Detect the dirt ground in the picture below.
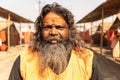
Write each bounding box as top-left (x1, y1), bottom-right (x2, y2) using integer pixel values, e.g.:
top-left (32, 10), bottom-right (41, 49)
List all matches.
top-left (0, 44), bottom-right (28, 80)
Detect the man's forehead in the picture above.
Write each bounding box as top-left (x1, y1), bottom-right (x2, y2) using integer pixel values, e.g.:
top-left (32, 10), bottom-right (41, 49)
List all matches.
top-left (43, 12), bottom-right (67, 25)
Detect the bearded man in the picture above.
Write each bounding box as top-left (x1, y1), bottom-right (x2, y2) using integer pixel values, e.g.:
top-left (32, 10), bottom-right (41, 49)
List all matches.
top-left (9, 2), bottom-right (103, 80)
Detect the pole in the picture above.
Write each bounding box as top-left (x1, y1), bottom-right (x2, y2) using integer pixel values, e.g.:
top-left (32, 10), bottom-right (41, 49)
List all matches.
top-left (118, 36), bottom-right (120, 57)
top-left (83, 23), bottom-right (85, 47)
top-left (19, 20), bottom-right (22, 45)
top-left (100, 7), bottom-right (104, 55)
top-left (7, 14), bottom-right (10, 49)
top-left (90, 22), bottom-right (93, 48)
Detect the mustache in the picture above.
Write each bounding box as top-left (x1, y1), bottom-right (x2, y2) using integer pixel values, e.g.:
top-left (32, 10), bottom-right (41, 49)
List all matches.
top-left (45, 36), bottom-right (63, 43)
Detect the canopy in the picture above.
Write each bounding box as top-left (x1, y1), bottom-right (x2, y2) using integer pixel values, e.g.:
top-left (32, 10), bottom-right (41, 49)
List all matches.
top-left (77, 0), bottom-right (120, 23)
top-left (0, 7), bottom-right (33, 23)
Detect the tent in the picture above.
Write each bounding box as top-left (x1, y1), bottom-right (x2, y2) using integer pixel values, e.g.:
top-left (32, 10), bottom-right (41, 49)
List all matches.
top-left (91, 22), bottom-right (113, 46)
top-left (110, 14), bottom-right (120, 30)
top-left (0, 21), bottom-right (20, 51)
top-left (77, 0), bottom-right (120, 54)
top-left (0, 7), bottom-right (34, 49)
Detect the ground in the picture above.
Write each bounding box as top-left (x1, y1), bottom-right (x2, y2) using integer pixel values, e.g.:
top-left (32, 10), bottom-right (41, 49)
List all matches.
top-left (0, 44), bottom-right (28, 80)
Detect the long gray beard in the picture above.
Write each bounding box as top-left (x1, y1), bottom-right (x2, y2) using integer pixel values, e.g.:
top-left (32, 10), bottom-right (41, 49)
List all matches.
top-left (41, 43), bottom-right (71, 74)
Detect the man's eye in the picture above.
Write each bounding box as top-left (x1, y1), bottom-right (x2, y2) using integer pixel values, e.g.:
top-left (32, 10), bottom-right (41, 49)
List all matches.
top-left (56, 26), bottom-right (64, 30)
top-left (43, 25), bottom-right (52, 29)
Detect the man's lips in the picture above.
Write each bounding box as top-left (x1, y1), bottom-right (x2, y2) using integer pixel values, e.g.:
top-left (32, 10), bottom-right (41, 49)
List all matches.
top-left (50, 39), bottom-right (58, 44)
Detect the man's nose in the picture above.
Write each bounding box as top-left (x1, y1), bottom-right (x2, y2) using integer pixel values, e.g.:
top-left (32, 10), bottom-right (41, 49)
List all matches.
top-left (50, 27), bottom-right (58, 35)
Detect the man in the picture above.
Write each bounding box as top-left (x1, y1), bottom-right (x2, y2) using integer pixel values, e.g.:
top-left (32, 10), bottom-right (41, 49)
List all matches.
top-left (9, 2), bottom-right (103, 80)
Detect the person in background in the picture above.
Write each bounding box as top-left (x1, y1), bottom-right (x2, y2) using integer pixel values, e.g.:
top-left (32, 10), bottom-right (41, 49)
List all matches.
top-left (111, 28), bottom-right (120, 58)
top-left (9, 2), bottom-right (103, 80)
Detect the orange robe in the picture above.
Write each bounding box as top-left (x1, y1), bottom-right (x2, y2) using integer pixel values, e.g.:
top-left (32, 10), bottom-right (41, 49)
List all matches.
top-left (20, 48), bottom-right (93, 80)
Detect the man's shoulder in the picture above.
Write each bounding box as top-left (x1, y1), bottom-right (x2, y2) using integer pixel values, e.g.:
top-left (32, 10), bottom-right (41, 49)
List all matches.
top-left (72, 47), bottom-right (94, 59)
top-left (20, 49), bottom-right (40, 61)
top-left (72, 47), bottom-right (94, 79)
top-left (20, 49), bottom-right (36, 56)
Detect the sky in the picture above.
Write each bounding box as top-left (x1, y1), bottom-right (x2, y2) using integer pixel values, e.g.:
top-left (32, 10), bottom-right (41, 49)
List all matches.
top-left (0, 0), bottom-right (106, 23)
